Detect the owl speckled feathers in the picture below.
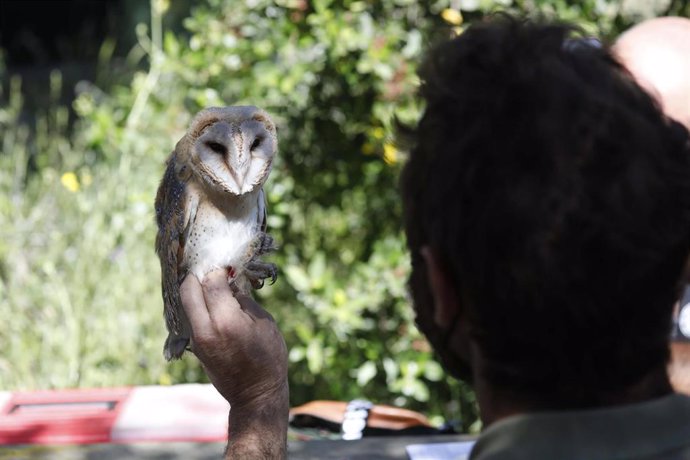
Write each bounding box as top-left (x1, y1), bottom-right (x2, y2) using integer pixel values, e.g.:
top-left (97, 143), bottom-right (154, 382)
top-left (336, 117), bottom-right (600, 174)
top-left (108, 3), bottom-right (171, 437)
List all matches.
top-left (155, 106), bottom-right (278, 360)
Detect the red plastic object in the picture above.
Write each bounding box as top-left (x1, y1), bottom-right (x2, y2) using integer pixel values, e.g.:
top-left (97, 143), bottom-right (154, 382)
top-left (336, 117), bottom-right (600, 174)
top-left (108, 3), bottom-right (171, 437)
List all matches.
top-left (0, 384), bottom-right (231, 445)
top-left (0, 387), bottom-right (131, 445)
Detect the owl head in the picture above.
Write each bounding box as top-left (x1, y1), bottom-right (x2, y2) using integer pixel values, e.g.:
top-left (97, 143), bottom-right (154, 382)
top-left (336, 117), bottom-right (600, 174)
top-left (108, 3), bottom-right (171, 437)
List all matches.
top-left (176, 106), bottom-right (277, 195)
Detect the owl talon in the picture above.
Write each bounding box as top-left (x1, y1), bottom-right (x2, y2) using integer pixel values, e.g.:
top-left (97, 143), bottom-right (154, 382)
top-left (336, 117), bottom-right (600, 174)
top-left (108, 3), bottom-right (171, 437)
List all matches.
top-left (254, 232), bottom-right (276, 256)
top-left (244, 260), bottom-right (278, 290)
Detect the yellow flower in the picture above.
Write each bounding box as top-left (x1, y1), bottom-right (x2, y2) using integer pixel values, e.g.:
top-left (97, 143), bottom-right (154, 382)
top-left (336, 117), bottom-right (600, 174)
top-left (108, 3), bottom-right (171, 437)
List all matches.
top-left (60, 172), bottom-right (80, 193)
top-left (371, 127), bottom-right (385, 139)
top-left (383, 143), bottom-right (397, 165)
top-left (159, 372), bottom-right (172, 386)
top-left (441, 8), bottom-right (463, 26)
top-left (333, 289), bottom-right (347, 306)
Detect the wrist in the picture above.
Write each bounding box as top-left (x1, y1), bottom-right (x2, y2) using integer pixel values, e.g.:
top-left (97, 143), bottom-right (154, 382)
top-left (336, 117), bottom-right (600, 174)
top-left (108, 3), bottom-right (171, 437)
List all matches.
top-left (226, 379), bottom-right (289, 459)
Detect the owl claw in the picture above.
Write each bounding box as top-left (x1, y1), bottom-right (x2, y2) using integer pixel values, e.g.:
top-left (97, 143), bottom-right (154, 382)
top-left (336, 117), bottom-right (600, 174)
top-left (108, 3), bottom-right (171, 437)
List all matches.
top-left (245, 260), bottom-right (278, 290)
top-left (255, 233), bottom-right (276, 256)
top-left (250, 278), bottom-right (265, 290)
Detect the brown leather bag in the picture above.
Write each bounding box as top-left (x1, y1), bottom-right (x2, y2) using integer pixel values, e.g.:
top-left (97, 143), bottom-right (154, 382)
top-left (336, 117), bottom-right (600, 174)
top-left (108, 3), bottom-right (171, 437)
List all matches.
top-left (289, 400), bottom-right (450, 439)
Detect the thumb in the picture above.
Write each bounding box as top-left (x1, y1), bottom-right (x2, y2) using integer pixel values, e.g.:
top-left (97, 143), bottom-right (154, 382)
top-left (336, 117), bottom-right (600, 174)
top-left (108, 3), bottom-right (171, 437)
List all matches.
top-left (202, 268), bottom-right (241, 316)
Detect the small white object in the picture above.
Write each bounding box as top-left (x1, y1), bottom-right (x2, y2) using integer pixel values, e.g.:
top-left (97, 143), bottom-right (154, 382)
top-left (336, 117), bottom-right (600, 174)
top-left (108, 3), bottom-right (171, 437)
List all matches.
top-left (406, 441), bottom-right (476, 460)
top-left (678, 302), bottom-right (690, 337)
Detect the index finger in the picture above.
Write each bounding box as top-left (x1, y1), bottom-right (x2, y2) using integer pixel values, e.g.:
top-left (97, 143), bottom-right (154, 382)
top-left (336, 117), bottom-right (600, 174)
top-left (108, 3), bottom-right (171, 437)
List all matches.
top-left (179, 273), bottom-right (212, 332)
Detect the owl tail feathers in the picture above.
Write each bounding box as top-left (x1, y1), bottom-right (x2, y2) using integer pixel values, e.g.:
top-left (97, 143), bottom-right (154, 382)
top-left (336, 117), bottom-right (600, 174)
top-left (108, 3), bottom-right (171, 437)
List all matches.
top-left (164, 334), bottom-right (190, 361)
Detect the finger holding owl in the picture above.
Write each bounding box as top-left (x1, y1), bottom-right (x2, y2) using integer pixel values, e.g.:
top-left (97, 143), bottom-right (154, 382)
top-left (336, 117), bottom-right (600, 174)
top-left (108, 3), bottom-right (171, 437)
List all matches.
top-left (154, 106), bottom-right (278, 361)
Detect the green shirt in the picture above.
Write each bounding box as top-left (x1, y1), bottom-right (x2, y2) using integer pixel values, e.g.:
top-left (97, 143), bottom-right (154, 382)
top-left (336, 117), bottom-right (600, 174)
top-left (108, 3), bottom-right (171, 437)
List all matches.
top-left (470, 393), bottom-right (690, 459)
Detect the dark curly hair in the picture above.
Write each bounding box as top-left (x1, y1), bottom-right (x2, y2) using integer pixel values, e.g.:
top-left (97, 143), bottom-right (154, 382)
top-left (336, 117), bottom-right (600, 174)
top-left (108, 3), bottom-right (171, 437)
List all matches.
top-left (401, 16), bottom-right (690, 405)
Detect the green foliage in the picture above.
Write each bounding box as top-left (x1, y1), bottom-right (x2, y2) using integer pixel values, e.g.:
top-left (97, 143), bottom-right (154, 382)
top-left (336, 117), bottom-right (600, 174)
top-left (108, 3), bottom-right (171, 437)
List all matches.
top-left (0, 75), bottom-right (176, 389)
top-left (1, 0), bottom-right (678, 431)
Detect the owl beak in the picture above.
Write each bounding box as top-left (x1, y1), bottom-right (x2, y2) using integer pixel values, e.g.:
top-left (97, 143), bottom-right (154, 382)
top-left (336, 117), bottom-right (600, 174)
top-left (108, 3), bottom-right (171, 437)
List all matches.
top-left (226, 153), bottom-right (253, 191)
top-left (227, 161), bottom-right (244, 188)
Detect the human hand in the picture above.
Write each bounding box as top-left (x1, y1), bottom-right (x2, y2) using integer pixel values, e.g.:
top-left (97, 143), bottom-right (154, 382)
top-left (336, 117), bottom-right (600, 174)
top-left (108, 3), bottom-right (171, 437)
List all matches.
top-left (180, 269), bottom-right (288, 459)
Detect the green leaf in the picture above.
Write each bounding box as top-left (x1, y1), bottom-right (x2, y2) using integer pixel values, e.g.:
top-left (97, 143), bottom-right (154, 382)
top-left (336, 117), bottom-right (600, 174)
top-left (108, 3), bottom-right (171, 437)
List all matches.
top-left (356, 360), bottom-right (378, 386)
top-left (285, 264), bottom-right (311, 292)
top-left (306, 339), bottom-right (324, 374)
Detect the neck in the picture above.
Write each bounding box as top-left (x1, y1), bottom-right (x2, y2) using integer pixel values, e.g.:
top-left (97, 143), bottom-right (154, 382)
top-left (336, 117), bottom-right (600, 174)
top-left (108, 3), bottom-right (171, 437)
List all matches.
top-left (473, 355), bottom-right (673, 427)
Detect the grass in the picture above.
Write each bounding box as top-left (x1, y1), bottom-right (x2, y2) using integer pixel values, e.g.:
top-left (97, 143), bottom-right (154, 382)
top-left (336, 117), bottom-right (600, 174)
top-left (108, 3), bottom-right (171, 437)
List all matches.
top-left (0, 70), bottom-right (205, 390)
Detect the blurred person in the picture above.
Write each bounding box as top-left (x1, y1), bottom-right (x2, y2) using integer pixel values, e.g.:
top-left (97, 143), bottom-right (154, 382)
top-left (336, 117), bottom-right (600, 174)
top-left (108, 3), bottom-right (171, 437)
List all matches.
top-left (614, 16), bottom-right (690, 395)
top-left (178, 16), bottom-right (690, 459)
top-left (399, 16), bottom-right (690, 458)
top-left (615, 17), bottom-right (690, 128)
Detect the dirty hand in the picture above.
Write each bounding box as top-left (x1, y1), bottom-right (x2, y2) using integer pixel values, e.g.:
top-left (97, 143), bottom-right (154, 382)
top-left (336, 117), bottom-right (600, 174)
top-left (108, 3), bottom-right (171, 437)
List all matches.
top-left (180, 269), bottom-right (288, 459)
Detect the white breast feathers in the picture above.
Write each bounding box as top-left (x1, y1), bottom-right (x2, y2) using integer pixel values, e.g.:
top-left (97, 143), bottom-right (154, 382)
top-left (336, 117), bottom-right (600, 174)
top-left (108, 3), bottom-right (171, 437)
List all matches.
top-left (183, 191), bottom-right (261, 284)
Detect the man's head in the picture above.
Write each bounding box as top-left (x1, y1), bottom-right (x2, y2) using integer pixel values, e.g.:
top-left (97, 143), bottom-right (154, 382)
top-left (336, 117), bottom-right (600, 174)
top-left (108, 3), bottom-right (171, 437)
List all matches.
top-left (614, 16), bottom-right (690, 129)
top-left (401, 17), bottom-right (690, 409)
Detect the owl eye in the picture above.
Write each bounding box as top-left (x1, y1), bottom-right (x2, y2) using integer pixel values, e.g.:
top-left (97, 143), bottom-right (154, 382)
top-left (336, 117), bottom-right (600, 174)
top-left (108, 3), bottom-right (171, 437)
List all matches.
top-left (206, 141), bottom-right (226, 155)
top-left (250, 137), bottom-right (263, 151)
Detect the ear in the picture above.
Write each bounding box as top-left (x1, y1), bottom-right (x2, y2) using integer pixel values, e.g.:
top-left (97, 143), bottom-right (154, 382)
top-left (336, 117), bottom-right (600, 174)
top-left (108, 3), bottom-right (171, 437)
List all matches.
top-left (419, 246), bottom-right (462, 327)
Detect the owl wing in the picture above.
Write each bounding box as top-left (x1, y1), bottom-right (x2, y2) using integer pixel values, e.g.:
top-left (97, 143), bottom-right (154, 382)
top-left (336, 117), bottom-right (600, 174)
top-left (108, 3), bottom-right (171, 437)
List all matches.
top-left (253, 187), bottom-right (276, 259)
top-left (258, 187), bottom-right (267, 233)
top-left (154, 156), bottom-right (195, 336)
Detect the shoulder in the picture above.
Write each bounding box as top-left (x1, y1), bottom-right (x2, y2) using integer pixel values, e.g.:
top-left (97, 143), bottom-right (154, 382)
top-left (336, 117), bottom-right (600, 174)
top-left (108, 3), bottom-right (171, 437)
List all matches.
top-left (470, 394), bottom-right (690, 460)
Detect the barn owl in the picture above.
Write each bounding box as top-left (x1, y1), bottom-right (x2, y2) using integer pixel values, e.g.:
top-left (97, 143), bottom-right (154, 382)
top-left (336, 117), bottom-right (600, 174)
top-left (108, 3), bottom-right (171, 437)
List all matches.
top-left (155, 106), bottom-right (278, 361)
